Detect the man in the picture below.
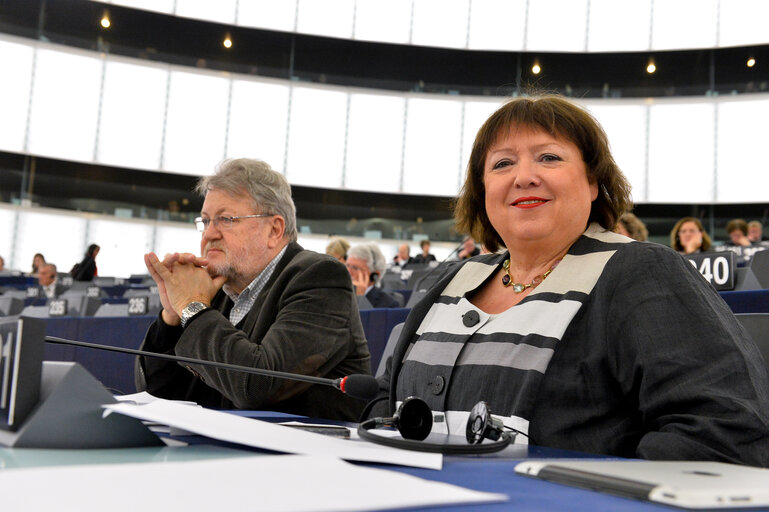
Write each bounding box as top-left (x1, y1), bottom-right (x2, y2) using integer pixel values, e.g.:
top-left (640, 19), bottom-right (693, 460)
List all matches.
top-left (136, 159), bottom-right (371, 421)
top-left (347, 243), bottom-right (399, 308)
top-left (392, 243), bottom-right (415, 267)
top-left (37, 263), bottom-right (65, 298)
top-left (457, 237), bottom-right (480, 260)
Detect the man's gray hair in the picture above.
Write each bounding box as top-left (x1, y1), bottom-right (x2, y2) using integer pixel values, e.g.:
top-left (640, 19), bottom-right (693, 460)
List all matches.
top-left (195, 158), bottom-right (298, 242)
top-left (348, 243), bottom-right (387, 276)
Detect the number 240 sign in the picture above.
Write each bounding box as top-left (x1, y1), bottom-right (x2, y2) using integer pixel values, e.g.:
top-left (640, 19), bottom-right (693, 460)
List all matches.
top-left (684, 252), bottom-right (735, 291)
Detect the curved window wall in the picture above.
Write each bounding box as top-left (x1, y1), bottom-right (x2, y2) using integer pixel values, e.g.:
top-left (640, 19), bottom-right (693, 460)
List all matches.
top-left (98, 0), bottom-right (769, 51)
top-left (1, 33), bottom-right (768, 205)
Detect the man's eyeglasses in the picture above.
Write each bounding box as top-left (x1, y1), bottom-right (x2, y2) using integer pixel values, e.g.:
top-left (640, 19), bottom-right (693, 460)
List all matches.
top-left (194, 214), bottom-right (274, 233)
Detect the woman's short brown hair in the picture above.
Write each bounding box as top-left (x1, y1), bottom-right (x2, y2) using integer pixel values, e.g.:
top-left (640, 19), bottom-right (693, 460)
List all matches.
top-left (454, 94), bottom-right (632, 252)
top-left (670, 217), bottom-right (712, 252)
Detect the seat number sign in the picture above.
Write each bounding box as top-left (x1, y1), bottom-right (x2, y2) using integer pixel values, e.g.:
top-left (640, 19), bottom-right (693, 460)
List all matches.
top-left (684, 252), bottom-right (735, 291)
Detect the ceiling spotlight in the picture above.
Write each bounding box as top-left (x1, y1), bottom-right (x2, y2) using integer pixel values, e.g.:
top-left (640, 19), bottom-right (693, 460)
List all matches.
top-left (223, 36), bottom-right (233, 49)
top-left (646, 62), bottom-right (656, 74)
top-left (100, 13), bottom-right (111, 29)
top-left (532, 63), bottom-right (541, 75)
top-left (747, 58), bottom-right (756, 68)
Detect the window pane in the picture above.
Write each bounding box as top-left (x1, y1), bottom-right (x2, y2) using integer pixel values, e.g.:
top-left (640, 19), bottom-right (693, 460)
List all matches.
top-left (97, 59), bottom-right (168, 170)
top-left (652, 0), bottom-right (717, 50)
top-left (27, 48), bottom-right (101, 161)
top-left (402, 97), bottom-right (463, 196)
top-left (297, 0), bottom-right (355, 38)
top-left (87, 219), bottom-right (155, 278)
top-left (237, 0), bottom-right (297, 31)
top-left (175, 0), bottom-right (237, 24)
top-left (226, 78), bottom-right (289, 172)
top-left (163, 69), bottom-right (230, 175)
top-left (345, 93), bottom-right (405, 193)
top-left (285, 86), bottom-right (347, 188)
top-left (154, 223), bottom-right (201, 261)
top-left (412, 0), bottom-right (470, 49)
top-left (720, 0), bottom-right (769, 47)
top-left (468, 0), bottom-right (526, 51)
top-left (526, 0), bottom-right (588, 52)
top-left (716, 98), bottom-right (769, 203)
top-left (585, 101), bottom-right (648, 202)
top-left (0, 38), bottom-right (33, 153)
top-left (13, 210), bottom-right (86, 275)
top-left (588, 0), bottom-right (651, 52)
top-left (647, 102), bottom-right (714, 203)
top-left (461, 100), bottom-right (504, 174)
top-left (354, 0), bottom-right (411, 44)
top-left (106, 0), bottom-right (175, 15)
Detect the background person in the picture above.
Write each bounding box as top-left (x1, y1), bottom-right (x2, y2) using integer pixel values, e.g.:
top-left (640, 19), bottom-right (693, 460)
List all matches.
top-left (136, 158), bottom-right (371, 421)
top-left (413, 239), bottom-right (437, 264)
top-left (392, 243), bottom-right (416, 267)
top-left (347, 243), bottom-right (400, 308)
top-left (748, 220), bottom-right (765, 244)
top-left (31, 253), bottom-right (45, 275)
top-left (614, 212), bottom-right (648, 241)
top-left (670, 217), bottom-right (711, 254)
top-left (71, 243), bottom-right (100, 281)
top-left (372, 94), bottom-right (769, 465)
top-left (37, 263), bottom-right (65, 298)
top-left (325, 237), bottom-right (350, 263)
top-left (456, 237), bottom-right (480, 260)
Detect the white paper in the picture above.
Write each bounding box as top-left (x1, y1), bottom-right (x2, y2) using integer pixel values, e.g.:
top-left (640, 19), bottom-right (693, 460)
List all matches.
top-left (0, 455), bottom-right (506, 512)
top-left (103, 400), bottom-right (443, 470)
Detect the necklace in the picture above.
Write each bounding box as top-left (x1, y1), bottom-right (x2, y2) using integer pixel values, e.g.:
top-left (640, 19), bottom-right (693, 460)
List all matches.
top-left (502, 258), bottom-right (561, 293)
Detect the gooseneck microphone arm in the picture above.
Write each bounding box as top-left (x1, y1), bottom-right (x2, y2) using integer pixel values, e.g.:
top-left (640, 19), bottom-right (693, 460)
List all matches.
top-left (44, 336), bottom-right (379, 401)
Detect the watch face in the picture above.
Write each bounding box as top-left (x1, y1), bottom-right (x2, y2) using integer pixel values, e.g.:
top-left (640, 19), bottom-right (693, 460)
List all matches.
top-left (182, 302), bottom-right (207, 326)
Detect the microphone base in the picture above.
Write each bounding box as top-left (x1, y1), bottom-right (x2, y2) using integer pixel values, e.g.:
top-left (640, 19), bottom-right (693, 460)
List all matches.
top-left (0, 361), bottom-right (162, 449)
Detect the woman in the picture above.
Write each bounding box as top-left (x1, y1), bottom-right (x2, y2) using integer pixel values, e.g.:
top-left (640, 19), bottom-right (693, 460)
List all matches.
top-left (413, 239), bottom-right (436, 264)
top-left (373, 94), bottom-right (769, 465)
top-left (325, 237), bottom-right (350, 263)
top-left (71, 243), bottom-right (100, 281)
top-left (615, 212), bottom-right (648, 241)
top-left (670, 217), bottom-right (711, 254)
top-left (31, 253), bottom-right (45, 275)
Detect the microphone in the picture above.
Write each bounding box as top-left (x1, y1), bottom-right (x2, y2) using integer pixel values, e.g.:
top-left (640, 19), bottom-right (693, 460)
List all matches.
top-left (44, 336), bottom-right (380, 401)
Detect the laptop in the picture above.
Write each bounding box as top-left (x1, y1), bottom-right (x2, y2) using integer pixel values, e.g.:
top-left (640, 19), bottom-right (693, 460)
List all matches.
top-left (515, 460), bottom-right (769, 509)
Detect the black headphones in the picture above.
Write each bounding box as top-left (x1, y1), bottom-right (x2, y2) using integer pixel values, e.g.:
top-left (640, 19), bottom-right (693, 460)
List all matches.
top-left (357, 397), bottom-right (515, 454)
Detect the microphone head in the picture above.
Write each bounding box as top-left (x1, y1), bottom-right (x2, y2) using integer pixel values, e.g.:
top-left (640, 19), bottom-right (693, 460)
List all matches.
top-left (340, 374), bottom-right (379, 400)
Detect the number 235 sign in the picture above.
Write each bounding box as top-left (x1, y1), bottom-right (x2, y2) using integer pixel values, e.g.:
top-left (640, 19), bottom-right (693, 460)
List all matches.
top-left (684, 251), bottom-right (735, 291)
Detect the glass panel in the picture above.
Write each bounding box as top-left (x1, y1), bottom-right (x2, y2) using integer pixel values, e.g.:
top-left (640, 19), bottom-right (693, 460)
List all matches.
top-left (585, 101), bottom-right (649, 202)
top-left (27, 48), bottom-right (102, 161)
top-left (175, 0), bottom-right (237, 24)
top-left (87, 219), bottom-right (155, 278)
top-left (647, 101), bottom-right (714, 203)
top-left (588, 0), bottom-right (651, 52)
top-left (716, 98), bottom-right (769, 203)
top-left (652, 0), bottom-right (717, 50)
top-left (402, 97), bottom-right (463, 196)
top-left (461, 100), bottom-right (504, 174)
top-left (719, 0), bottom-right (769, 47)
top-left (354, 0), bottom-right (412, 44)
top-left (345, 93), bottom-right (405, 193)
top-left (526, 0), bottom-right (588, 52)
top-left (105, 0), bottom-right (175, 15)
top-left (97, 59), bottom-right (168, 170)
top-left (226, 78), bottom-right (289, 173)
top-left (163, 69), bottom-right (230, 175)
top-left (468, 0), bottom-right (526, 51)
top-left (412, 0), bottom-right (470, 49)
top-left (0, 208), bottom-right (16, 270)
top-left (13, 210), bottom-right (86, 276)
top-left (285, 86), bottom-right (347, 188)
top-left (237, 0), bottom-right (297, 31)
top-left (154, 223), bottom-right (201, 260)
top-left (296, 0), bottom-right (355, 38)
top-left (0, 39), bottom-right (33, 153)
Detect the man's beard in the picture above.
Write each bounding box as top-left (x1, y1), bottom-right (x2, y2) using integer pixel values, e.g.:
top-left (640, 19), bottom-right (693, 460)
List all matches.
top-left (204, 242), bottom-right (254, 285)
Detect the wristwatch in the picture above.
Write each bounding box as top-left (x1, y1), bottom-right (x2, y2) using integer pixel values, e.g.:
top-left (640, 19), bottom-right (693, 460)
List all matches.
top-left (180, 301), bottom-right (209, 328)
